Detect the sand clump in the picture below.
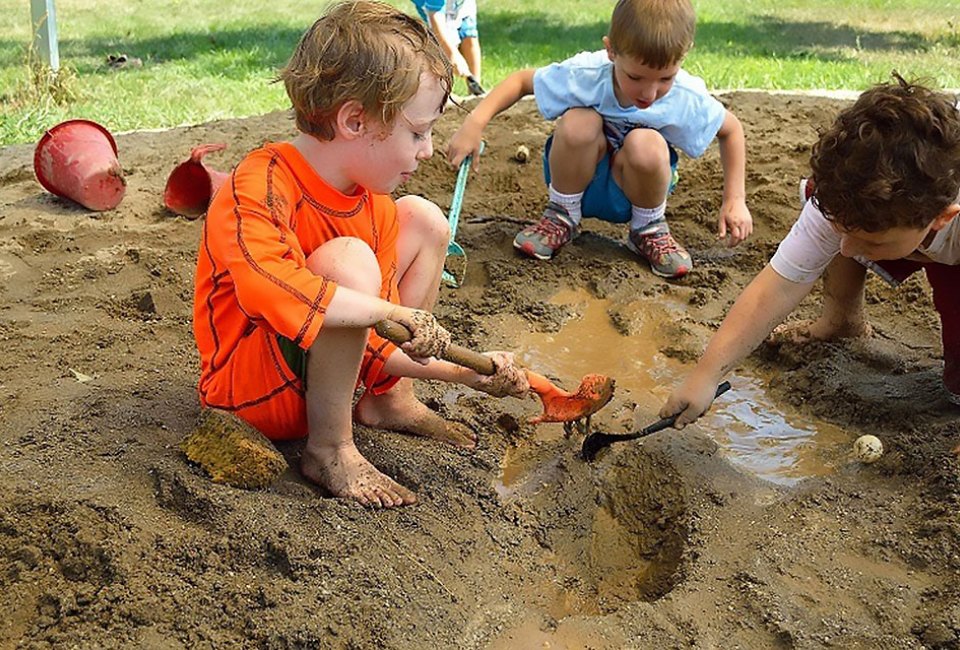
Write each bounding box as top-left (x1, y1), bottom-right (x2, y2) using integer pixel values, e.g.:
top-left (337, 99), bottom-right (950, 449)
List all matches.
top-left (180, 410), bottom-right (288, 489)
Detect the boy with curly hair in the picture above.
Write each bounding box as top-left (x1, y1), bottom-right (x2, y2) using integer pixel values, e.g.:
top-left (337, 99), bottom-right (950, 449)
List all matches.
top-left (447, 0), bottom-right (752, 279)
top-left (662, 75), bottom-right (960, 426)
top-left (193, 1), bottom-right (528, 509)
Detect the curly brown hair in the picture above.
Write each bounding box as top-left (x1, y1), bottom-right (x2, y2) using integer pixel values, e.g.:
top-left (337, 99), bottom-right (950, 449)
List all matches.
top-left (810, 74), bottom-right (960, 232)
top-left (279, 1), bottom-right (452, 141)
top-left (607, 0), bottom-right (696, 68)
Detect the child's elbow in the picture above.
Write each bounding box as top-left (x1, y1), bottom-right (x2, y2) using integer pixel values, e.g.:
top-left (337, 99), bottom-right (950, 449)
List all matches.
top-left (717, 110), bottom-right (743, 140)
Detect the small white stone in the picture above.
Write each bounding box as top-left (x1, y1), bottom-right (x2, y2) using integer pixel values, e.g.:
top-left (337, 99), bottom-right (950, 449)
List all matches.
top-left (853, 434), bottom-right (883, 463)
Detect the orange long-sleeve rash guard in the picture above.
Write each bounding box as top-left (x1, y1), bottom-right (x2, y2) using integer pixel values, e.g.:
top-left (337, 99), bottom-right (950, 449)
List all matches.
top-left (194, 142), bottom-right (401, 411)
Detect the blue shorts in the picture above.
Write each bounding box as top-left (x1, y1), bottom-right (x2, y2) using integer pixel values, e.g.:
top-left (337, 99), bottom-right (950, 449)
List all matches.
top-left (414, 2), bottom-right (479, 42)
top-left (542, 133), bottom-right (679, 224)
top-left (456, 14), bottom-right (478, 39)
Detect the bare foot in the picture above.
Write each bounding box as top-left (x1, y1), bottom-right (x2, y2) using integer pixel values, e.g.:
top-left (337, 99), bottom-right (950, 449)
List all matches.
top-left (355, 379), bottom-right (477, 449)
top-left (769, 317), bottom-right (872, 345)
top-left (301, 442), bottom-right (417, 508)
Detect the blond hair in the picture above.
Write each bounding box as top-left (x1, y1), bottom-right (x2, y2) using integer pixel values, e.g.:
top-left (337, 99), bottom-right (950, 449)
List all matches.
top-left (280, 1), bottom-right (452, 140)
top-left (608, 0), bottom-right (696, 68)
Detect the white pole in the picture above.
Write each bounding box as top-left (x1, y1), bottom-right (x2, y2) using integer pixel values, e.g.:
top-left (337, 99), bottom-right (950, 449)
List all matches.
top-left (30, 0), bottom-right (60, 71)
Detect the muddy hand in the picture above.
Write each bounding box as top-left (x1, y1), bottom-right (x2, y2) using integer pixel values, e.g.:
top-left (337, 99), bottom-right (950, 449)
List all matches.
top-left (388, 307), bottom-right (451, 362)
top-left (471, 352), bottom-right (530, 398)
top-left (451, 51), bottom-right (471, 78)
top-left (660, 374), bottom-right (724, 429)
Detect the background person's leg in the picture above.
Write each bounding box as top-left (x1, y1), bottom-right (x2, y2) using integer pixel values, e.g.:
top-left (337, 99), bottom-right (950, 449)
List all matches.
top-left (924, 262), bottom-right (960, 400)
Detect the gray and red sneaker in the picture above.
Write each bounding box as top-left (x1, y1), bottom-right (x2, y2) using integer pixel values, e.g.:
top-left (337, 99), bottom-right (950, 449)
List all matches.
top-left (513, 202), bottom-right (580, 260)
top-left (627, 219), bottom-right (692, 279)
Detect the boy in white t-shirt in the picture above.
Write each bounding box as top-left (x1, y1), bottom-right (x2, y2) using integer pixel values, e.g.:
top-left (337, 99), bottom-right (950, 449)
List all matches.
top-left (446, 0), bottom-right (752, 279)
top-left (661, 76), bottom-right (960, 427)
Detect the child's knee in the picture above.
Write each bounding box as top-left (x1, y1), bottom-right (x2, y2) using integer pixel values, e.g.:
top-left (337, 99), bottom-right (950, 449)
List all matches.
top-left (306, 237), bottom-right (381, 294)
top-left (620, 129), bottom-right (670, 174)
top-left (397, 195), bottom-right (450, 248)
top-left (554, 109), bottom-right (605, 149)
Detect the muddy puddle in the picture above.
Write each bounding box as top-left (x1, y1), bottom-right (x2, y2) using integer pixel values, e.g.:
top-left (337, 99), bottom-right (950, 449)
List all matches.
top-left (496, 288), bottom-right (850, 492)
top-left (475, 288), bottom-right (859, 645)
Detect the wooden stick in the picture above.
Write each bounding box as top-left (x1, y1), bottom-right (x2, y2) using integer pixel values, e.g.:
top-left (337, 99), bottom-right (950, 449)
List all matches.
top-left (374, 319), bottom-right (496, 375)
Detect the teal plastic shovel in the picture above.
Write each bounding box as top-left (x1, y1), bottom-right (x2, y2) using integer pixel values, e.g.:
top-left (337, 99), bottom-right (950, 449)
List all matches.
top-left (441, 141), bottom-right (484, 288)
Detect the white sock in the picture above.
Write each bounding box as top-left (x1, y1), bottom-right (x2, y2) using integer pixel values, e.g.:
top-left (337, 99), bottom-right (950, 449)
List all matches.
top-left (630, 202), bottom-right (666, 232)
top-left (548, 185), bottom-right (584, 225)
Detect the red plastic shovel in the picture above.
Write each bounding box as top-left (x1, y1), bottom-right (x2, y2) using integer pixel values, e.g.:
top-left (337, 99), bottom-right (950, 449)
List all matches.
top-left (163, 143), bottom-right (230, 218)
top-left (375, 319), bottom-right (615, 426)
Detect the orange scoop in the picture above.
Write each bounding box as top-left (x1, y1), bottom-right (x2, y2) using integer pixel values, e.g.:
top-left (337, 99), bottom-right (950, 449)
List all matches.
top-left (526, 371), bottom-right (614, 424)
top-left (375, 320), bottom-right (615, 425)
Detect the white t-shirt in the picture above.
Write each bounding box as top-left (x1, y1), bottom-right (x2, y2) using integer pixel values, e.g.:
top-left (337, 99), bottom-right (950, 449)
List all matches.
top-left (771, 197), bottom-right (960, 284)
top-left (531, 50), bottom-right (726, 158)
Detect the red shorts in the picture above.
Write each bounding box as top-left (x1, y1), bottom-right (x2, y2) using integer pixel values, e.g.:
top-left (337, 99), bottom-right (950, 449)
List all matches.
top-left (875, 258), bottom-right (960, 392)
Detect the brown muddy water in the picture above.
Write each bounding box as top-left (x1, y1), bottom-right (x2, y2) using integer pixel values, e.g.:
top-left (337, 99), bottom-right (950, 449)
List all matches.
top-left (500, 287), bottom-right (849, 490)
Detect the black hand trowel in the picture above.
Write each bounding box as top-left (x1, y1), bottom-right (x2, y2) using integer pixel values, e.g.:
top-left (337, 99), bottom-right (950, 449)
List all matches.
top-left (580, 381), bottom-right (732, 461)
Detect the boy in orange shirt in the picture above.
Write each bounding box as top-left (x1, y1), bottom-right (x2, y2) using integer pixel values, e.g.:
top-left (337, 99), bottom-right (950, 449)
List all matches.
top-left (194, 1), bottom-right (528, 509)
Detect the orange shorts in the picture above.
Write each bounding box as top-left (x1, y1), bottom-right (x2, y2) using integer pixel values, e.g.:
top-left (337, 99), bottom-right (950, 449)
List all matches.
top-left (199, 326), bottom-right (401, 441)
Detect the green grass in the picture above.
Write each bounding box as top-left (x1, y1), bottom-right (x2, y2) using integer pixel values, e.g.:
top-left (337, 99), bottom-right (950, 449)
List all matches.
top-left (1, 0), bottom-right (959, 145)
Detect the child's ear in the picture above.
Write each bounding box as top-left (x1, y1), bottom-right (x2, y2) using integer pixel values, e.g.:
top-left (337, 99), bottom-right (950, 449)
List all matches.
top-left (933, 203), bottom-right (960, 230)
top-left (334, 100), bottom-right (367, 140)
top-left (603, 36), bottom-right (615, 62)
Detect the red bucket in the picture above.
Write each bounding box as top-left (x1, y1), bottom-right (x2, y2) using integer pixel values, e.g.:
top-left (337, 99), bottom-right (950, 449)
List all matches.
top-left (33, 119), bottom-right (126, 211)
top-left (163, 143), bottom-right (230, 218)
